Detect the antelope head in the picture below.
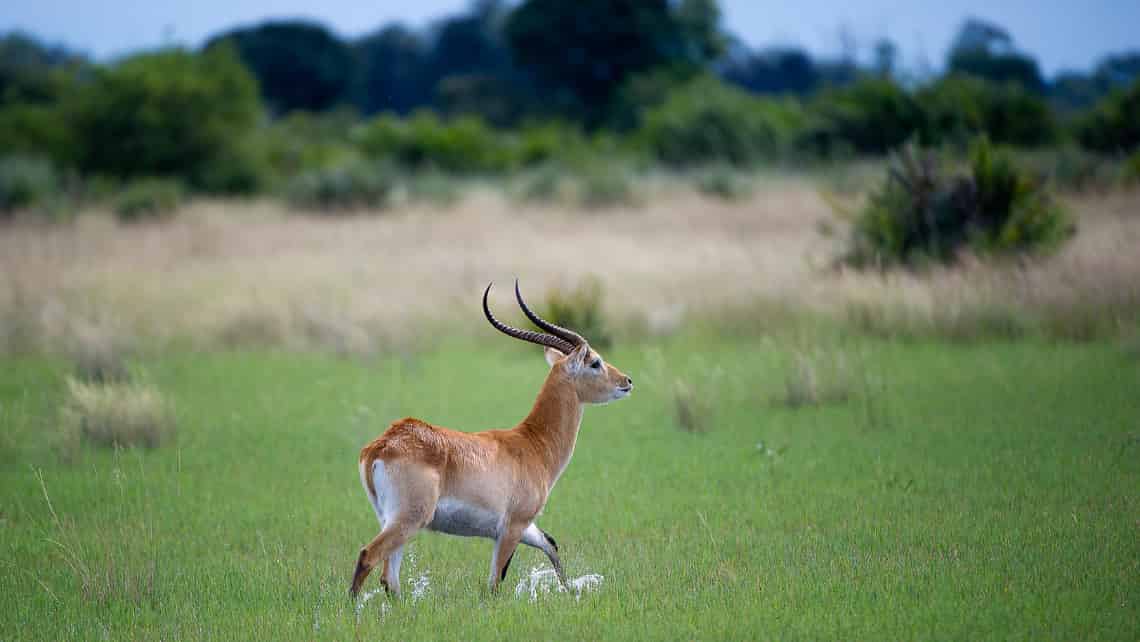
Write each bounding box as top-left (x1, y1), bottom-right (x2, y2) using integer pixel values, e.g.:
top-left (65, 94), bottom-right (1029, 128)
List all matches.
top-left (483, 280), bottom-right (633, 405)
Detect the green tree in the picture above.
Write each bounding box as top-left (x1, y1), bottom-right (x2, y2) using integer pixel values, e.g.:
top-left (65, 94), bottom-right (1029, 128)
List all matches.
top-left (505, 0), bottom-right (721, 125)
top-left (1078, 78), bottom-right (1140, 154)
top-left (639, 75), bottom-right (805, 166)
top-left (919, 75), bottom-right (1055, 147)
top-left (721, 45), bottom-right (820, 95)
top-left (947, 18), bottom-right (1044, 93)
top-left (352, 25), bottom-right (432, 115)
top-left (207, 20), bottom-right (353, 113)
top-left (0, 32), bottom-right (85, 162)
top-left (807, 78), bottom-right (925, 155)
top-left (69, 46), bottom-right (262, 188)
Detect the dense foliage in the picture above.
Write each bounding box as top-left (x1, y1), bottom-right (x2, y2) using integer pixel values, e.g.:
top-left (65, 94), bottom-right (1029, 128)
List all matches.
top-left (640, 76), bottom-right (804, 165)
top-left (69, 47), bottom-right (261, 189)
top-left (917, 75), bottom-right (1056, 147)
top-left (0, 7), bottom-right (1137, 212)
top-left (1077, 79), bottom-right (1140, 154)
top-left (806, 79), bottom-right (926, 156)
top-left (846, 140), bottom-right (1072, 267)
top-left (206, 21), bottom-right (353, 114)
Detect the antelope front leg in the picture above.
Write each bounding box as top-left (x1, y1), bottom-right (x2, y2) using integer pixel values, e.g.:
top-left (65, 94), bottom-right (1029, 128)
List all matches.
top-left (522, 523), bottom-right (567, 589)
top-left (488, 524), bottom-right (525, 592)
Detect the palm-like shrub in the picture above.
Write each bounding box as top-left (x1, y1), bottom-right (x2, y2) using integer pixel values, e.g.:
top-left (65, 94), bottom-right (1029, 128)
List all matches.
top-left (845, 139), bottom-right (1073, 267)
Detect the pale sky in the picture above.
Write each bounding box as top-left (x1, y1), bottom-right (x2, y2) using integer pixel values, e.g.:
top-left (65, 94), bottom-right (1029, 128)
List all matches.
top-left (5, 1), bottom-right (1139, 76)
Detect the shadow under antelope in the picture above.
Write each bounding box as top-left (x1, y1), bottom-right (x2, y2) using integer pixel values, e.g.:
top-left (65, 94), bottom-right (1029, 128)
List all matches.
top-left (350, 281), bottom-right (634, 598)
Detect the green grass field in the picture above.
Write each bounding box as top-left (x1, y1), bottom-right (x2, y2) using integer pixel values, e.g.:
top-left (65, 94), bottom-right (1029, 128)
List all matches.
top-left (2, 334), bottom-right (1137, 640)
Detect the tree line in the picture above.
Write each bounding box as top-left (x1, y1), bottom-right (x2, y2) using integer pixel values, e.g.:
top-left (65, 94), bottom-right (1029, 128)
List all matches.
top-left (1, 0), bottom-right (1138, 210)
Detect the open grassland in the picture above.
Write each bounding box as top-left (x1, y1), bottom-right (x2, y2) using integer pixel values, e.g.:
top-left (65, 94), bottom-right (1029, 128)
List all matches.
top-left (1, 333), bottom-right (1137, 640)
top-left (2, 179), bottom-right (1139, 356)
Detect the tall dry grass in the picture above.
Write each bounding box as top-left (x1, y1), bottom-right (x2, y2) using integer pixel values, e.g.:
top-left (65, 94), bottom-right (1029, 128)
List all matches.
top-left (1, 181), bottom-right (1138, 354)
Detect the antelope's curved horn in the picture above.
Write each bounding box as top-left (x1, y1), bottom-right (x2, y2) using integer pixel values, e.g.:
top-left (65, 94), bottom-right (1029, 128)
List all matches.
top-left (514, 279), bottom-right (586, 347)
top-left (483, 283), bottom-right (576, 354)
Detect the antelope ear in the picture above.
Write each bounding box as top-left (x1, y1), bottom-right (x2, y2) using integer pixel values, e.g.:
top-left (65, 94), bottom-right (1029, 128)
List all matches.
top-left (568, 342), bottom-right (591, 371)
top-left (544, 346), bottom-right (566, 368)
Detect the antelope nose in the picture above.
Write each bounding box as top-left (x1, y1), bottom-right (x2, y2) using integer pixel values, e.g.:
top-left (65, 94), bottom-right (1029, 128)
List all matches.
top-left (624, 376), bottom-right (633, 387)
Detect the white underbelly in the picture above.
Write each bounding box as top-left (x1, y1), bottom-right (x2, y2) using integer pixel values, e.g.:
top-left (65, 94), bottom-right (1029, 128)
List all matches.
top-left (427, 497), bottom-right (502, 539)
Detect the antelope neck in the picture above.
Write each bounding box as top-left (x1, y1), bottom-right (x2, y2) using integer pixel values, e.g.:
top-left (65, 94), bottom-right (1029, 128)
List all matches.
top-left (518, 371), bottom-right (584, 485)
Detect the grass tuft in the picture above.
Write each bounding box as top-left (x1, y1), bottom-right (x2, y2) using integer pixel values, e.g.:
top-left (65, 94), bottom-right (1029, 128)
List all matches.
top-left (694, 166), bottom-right (753, 201)
top-left (68, 325), bottom-right (132, 384)
top-left (60, 378), bottom-right (175, 450)
top-left (575, 166), bottom-right (639, 209)
top-left (780, 350), bottom-right (853, 408)
top-left (114, 178), bottom-right (184, 222)
top-left (672, 378), bottom-right (713, 433)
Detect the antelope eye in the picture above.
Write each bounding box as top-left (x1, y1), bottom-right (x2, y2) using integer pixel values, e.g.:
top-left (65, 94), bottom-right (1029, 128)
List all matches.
top-left (590, 359), bottom-right (602, 370)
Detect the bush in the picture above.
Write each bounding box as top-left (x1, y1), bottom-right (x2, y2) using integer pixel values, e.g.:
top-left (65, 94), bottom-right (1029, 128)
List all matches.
top-left (0, 103), bottom-right (76, 164)
top-left (780, 351), bottom-right (852, 408)
top-left (917, 75), bottom-right (1056, 147)
top-left (69, 328), bottom-right (131, 384)
top-left (806, 78), bottom-right (925, 156)
top-left (1124, 151), bottom-right (1140, 184)
top-left (640, 76), bottom-right (804, 166)
top-left (672, 379), bottom-right (712, 433)
top-left (61, 378), bottom-right (176, 449)
top-left (1077, 78), bottom-right (1140, 154)
top-left (694, 165), bottom-right (752, 200)
top-left (404, 171), bottom-right (462, 208)
top-left (355, 112), bottom-right (514, 174)
top-left (254, 109), bottom-right (359, 183)
top-left (542, 277), bottom-right (612, 349)
top-left (114, 178), bottom-right (184, 222)
top-left (1015, 147), bottom-right (1122, 192)
top-left (69, 46), bottom-right (262, 189)
top-left (515, 164), bottom-right (567, 203)
top-left (516, 122), bottom-right (589, 166)
top-left (574, 165), bottom-right (639, 210)
top-left (0, 155), bottom-right (58, 214)
top-left (844, 139), bottom-right (1072, 267)
top-left (285, 161), bottom-right (394, 211)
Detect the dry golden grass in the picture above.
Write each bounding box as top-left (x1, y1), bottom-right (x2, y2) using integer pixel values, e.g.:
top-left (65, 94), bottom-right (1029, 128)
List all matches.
top-left (59, 378), bottom-right (175, 450)
top-left (2, 179), bottom-right (1138, 353)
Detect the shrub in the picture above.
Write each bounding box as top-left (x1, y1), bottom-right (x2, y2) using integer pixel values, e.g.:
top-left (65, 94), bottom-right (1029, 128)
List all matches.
top-left (1077, 78), bottom-right (1140, 154)
top-left (114, 179), bottom-right (184, 222)
top-left (917, 74), bottom-right (1056, 147)
top-left (355, 112), bottom-right (513, 174)
top-left (0, 103), bottom-right (76, 165)
top-left (516, 122), bottom-right (588, 166)
top-left (404, 171), bottom-right (462, 208)
top-left (515, 164), bottom-right (567, 203)
top-left (574, 165), bottom-right (638, 210)
top-left (542, 277), bottom-right (612, 349)
top-left (69, 46), bottom-right (262, 189)
top-left (0, 155), bottom-right (58, 214)
top-left (806, 78), bottom-right (925, 156)
top-left (781, 351), bottom-right (852, 408)
top-left (61, 378), bottom-right (176, 449)
top-left (255, 109), bottom-right (359, 182)
top-left (69, 328), bottom-right (131, 384)
top-left (844, 139), bottom-right (1072, 267)
top-left (640, 76), bottom-right (804, 166)
top-left (694, 165), bottom-right (752, 200)
top-left (285, 161), bottom-right (394, 211)
top-left (1014, 147), bottom-right (1121, 192)
top-left (1124, 150), bottom-right (1140, 184)
top-left (672, 379), bottom-right (712, 433)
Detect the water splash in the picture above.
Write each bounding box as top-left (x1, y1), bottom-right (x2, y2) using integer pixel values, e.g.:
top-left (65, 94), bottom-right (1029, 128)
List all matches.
top-left (514, 566), bottom-right (604, 603)
top-left (355, 589), bottom-right (391, 618)
top-left (409, 570), bottom-right (430, 602)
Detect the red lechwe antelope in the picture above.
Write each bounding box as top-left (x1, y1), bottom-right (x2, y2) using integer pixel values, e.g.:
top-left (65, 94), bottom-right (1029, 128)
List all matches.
top-left (350, 281), bottom-right (634, 598)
